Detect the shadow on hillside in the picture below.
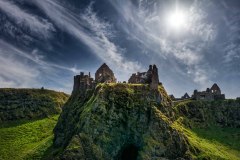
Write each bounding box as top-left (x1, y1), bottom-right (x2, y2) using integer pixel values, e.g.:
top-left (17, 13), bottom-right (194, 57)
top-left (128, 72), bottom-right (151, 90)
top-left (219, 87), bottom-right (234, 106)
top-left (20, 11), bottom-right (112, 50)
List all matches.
top-left (192, 126), bottom-right (240, 151)
top-left (40, 142), bottom-right (63, 160)
top-left (0, 115), bottom-right (58, 129)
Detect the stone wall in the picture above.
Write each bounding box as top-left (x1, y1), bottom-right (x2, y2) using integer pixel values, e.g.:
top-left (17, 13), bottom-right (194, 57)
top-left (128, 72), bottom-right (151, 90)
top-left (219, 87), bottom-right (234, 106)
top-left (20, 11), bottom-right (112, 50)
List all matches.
top-left (192, 83), bottom-right (225, 101)
top-left (73, 72), bottom-right (95, 94)
top-left (128, 64), bottom-right (160, 90)
top-left (95, 63), bottom-right (116, 83)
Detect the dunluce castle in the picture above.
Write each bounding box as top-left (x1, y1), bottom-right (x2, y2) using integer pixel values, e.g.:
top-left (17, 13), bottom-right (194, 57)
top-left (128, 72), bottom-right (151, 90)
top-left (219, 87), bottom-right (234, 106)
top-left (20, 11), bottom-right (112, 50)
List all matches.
top-left (192, 83), bottom-right (225, 100)
top-left (73, 63), bottom-right (225, 101)
top-left (170, 83), bottom-right (225, 101)
top-left (72, 63), bottom-right (160, 93)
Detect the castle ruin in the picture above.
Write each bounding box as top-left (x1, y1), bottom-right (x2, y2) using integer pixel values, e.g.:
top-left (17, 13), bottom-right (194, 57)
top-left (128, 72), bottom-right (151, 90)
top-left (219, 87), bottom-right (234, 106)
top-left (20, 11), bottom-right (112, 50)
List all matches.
top-left (95, 63), bottom-right (117, 83)
top-left (72, 63), bottom-right (226, 101)
top-left (73, 72), bottom-right (96, 93)
top-left (73, 63), bottom-right (116, 93)
top-left (128, 64), bottom-right (160, 90)
top-left (192, 83), bottom-right (225, 100)
top-left (72, 63), bottom-right (161, 93)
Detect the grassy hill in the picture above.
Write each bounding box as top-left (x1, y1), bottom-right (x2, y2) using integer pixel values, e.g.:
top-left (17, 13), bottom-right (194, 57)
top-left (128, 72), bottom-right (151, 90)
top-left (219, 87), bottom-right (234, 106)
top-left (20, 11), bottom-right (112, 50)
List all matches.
top-left (0, 115), bottom-right (58, 160)
top-left (52, 84), bottom-right (240, 160)
top-left (173, 100), bottom-right (240, 159)
top-left (0, 86), bottom-right (239, 159)
top-left (0, 88), bottom-right (69, 122)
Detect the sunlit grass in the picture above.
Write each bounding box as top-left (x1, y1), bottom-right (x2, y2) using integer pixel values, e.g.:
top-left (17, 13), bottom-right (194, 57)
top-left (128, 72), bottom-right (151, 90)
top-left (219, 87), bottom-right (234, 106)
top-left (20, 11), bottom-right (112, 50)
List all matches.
top-left (0, 116), bottom-right (58, 160)
top-left (172, 120), bottom-right (240, 160)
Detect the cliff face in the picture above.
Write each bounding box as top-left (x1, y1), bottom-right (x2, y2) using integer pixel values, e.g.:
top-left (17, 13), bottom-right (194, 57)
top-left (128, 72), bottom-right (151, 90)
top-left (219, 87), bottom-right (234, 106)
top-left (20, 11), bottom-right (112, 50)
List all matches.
top-left (53, 84), bottom-right (191, 159)
top-left (0, 88), bottom-right (69, 122)
top-left (174, 100), bottom-right (240, 128)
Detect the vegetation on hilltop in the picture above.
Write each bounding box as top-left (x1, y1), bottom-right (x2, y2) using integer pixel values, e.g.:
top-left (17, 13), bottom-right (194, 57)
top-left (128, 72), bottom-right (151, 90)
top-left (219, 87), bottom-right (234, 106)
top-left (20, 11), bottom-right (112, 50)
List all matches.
top-left (52, 83), bottom-right (240, 160)
top-left (0, 88), bottom-right (69, 122)
top-left (174, 99), bottom-right (240, 128)
top-left (173, 100), bottom-right (240, 159)
top-left (0, 85), bottom-right (239, 160)
top-left (52, 83), bottom-right (190, 159)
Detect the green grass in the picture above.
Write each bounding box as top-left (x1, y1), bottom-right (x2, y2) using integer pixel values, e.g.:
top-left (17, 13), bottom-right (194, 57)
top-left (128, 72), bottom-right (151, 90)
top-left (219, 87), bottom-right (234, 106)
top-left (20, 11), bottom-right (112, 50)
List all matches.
top-left (172, 120), bottom-right (240, 160)
top-left (192, 127), bottom-right (240, 152)
top-left (0, 115), bottom-right (58, 160)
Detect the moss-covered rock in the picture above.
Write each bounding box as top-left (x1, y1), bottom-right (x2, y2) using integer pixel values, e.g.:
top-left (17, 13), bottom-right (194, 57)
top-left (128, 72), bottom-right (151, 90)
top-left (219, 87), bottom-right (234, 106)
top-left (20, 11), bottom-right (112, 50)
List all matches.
top-left (53, 84), bottom-right (191, 159)
top-left (0, 88), bottom-right (69, 122)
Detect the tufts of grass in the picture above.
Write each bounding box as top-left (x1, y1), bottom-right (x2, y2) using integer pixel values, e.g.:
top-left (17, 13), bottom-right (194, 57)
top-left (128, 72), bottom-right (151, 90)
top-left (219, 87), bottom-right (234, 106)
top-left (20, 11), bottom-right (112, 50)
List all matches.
top-left (0, 115), bottom-right (58, 160)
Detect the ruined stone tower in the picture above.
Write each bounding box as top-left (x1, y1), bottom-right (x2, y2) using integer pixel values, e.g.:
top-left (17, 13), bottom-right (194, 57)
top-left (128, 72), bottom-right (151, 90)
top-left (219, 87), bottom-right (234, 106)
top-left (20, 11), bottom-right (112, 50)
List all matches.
top-left (72, 63), bottom-right (116, 94)
top-left (128, 64), bottom-right (160, 90)
top-left (150, 65), bottom-right (159, 90)
top-left (73, 72), bottom-right (95, 93)
top-left (95, 63), bottom-right (117, 83)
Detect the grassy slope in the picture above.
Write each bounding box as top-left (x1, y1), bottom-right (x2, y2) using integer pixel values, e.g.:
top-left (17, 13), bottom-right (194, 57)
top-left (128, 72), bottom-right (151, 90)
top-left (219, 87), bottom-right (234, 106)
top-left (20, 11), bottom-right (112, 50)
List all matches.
top-left (187, 128), bottom-right (240, 159)
top-left (173, 117), bottom-right (240, 159)
top-left (0, 115), bottom-right (58, 160)
top-left (0, 88), bottom-right (69, 122)
top-left (1, 86), bottom-right (239, 160)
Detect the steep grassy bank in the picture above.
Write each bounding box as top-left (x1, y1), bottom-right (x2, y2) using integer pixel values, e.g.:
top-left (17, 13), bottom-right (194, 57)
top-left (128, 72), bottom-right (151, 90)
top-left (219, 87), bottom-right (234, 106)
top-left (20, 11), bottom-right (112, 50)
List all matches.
top-left (0, 88), bottom-right (69, 122)
top-left (174, 100), bottom-right (240, 160)
top-left (0, 115), bottom-right (59, 160)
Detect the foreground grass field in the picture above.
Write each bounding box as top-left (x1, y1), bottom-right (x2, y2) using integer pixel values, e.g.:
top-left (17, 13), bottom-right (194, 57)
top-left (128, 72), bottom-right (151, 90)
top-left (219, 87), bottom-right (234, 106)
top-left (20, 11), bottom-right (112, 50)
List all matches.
top-left (0, 115), bottom-right (58, 160)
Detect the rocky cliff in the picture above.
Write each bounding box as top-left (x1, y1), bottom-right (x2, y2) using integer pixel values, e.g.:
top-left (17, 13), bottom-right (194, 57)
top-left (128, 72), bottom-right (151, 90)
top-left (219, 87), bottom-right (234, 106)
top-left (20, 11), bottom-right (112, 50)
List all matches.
top-left (51, 83), bottom-right (240, 160)
top-left (0, 88), bottom-right (69, 122)
top-left (52, 83), bottom-right (192, 159)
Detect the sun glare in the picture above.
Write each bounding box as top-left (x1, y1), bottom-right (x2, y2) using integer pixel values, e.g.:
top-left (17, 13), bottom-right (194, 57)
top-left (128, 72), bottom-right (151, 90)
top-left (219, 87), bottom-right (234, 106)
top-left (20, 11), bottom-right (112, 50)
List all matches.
top-left (166, 9), bottom-right (187, 30)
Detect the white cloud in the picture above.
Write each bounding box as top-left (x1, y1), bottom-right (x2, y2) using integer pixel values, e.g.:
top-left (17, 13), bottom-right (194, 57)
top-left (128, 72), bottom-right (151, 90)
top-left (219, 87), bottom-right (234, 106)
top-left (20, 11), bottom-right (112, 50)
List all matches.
top-left (0, 43), bottom-right (39, 88)
top-left (224, 43), bottom-right (240, 63)
top-left (0, 39), bottom-right (81, 91)
top-left (32, 0), bottom-right (141, 74)
top-left (0, 40), bottom-right (80, 74)
top-left (108, 0), bottom-right (217, 86)
top-left (223, 9), bottom-right (240, 64)
top-left (0, 0), bottom-right (55, 39)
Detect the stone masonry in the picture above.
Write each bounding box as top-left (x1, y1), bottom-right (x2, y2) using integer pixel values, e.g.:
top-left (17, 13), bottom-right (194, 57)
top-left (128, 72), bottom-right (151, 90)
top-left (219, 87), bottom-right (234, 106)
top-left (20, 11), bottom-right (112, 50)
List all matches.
top-left (192, 83), bottom-right (225, 100)
top-left (128, 64), bottom-right (160, 90)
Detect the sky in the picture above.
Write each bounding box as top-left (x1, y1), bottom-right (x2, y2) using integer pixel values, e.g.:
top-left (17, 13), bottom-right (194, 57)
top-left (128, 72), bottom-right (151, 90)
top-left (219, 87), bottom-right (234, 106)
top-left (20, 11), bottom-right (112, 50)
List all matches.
top-left (0, 0), bottom-right (239, 98)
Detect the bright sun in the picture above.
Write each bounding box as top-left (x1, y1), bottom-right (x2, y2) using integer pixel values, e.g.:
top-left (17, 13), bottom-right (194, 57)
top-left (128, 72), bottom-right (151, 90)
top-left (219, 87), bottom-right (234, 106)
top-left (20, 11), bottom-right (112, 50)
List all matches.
top-left (166, 9), bottom-right (187, 30)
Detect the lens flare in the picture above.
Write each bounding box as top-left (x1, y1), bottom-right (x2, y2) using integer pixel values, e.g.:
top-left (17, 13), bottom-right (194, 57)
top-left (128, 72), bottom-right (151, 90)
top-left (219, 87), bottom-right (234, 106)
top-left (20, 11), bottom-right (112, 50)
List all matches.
top-left (166, 9), bottom-right (187, 30)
